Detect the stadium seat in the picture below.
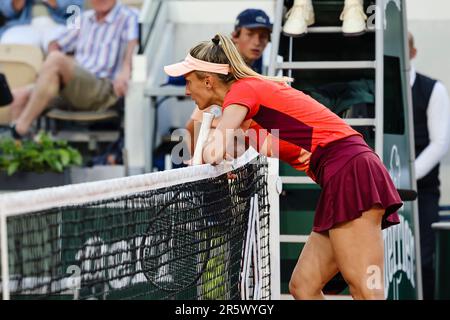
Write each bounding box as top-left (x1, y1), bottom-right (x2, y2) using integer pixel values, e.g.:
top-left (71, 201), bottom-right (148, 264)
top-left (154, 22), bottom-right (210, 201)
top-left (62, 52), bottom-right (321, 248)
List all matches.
top-left (44, 99), bottom-right (123, 152)
top-left (0, 44), bottom-right (43, 124)
top-left (0, 44), bottom-right (43, 88)
top-left (45, 109), bottom-right (119, 122)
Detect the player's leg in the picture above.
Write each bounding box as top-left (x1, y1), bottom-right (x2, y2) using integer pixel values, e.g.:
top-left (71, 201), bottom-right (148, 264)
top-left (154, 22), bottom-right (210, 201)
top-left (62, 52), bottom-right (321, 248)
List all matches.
top-left (289, 231), bottom-right (339, 299)
top-left (329, 206), bottom-right (385, 300)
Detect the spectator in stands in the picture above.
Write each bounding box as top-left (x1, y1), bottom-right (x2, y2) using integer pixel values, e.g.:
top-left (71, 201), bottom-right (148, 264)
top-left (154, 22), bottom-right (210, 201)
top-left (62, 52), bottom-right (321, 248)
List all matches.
top-left (8, 0), bottom-right (138, 139)
top-left (185, 8), bottom-right (275, 155)
top-left (0, 0), bottom-right (84, 51)
top-left (283, 0), bottom-right (367, 37)
top-left (408, 32), bottom-right (450, 300)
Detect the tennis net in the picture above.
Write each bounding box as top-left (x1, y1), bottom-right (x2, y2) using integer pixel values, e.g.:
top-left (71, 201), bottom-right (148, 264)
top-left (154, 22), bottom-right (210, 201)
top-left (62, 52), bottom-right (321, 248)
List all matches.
top-left (0, 149), bottom-right (271, 300)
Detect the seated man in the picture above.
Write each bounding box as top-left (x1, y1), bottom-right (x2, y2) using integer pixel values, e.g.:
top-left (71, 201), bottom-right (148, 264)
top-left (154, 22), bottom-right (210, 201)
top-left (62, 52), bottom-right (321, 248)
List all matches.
top-left (8, 0), bottom-right (138, 139)
top-left (0, 0), bottom-right (84, 51)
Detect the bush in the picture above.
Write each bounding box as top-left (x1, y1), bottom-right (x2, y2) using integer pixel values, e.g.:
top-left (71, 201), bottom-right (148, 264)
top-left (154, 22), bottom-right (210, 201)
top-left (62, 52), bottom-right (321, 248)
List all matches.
top-left (0, 131), bottom-right (82, 176)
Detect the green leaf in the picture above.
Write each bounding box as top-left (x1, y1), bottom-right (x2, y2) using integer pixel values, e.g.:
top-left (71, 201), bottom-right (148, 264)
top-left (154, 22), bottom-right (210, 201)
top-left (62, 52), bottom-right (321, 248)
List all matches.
top-left (54, 161), bottom-right (63, 172)
top-left (46, 156), bottom-right (63, 172)
top-left (71, 152), bottom-right (83, 166)
top-left (59, 149), bottom-right (71, 166)
top-left (7, 161), bottom-right (19, 176)
top-left (0, 138), bottom-right (16, 154)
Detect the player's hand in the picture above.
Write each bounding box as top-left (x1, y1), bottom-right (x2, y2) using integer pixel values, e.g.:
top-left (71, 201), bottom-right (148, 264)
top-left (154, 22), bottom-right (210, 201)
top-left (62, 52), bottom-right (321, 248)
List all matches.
top-left (227, 172), bottom-right (237, 180)
top-left (224, 154), bottom-right (237, 179)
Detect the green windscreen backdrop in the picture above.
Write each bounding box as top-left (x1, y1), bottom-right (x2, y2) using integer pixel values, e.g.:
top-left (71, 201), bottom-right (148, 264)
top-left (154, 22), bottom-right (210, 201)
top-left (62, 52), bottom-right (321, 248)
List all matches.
top-left (382, 0), bottom-right (420, 300)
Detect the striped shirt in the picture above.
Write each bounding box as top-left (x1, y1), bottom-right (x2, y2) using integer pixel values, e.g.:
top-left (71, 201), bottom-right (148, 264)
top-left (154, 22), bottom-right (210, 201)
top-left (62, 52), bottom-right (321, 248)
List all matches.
top-left (56, 3), bottom-right (139, 80)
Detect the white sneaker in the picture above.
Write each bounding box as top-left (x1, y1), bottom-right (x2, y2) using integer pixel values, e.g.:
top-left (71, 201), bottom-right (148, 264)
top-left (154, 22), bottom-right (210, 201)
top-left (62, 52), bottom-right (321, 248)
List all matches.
top-left (283, 0), bottom-right (315, 37)
top-left (340, 0), bottom-right (367, 36)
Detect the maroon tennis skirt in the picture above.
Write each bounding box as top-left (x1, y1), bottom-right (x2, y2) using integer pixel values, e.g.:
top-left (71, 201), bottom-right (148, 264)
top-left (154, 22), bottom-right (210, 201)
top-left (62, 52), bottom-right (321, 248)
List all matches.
top-left (309, 134), bottom-right (402, 233)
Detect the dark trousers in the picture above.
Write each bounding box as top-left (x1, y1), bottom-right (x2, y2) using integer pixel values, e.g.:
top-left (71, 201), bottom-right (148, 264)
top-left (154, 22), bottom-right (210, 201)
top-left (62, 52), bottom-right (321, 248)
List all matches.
top-left (417, 188), bottom-right (440, 300)
top-left (0, 73), bottom-right (13, 106)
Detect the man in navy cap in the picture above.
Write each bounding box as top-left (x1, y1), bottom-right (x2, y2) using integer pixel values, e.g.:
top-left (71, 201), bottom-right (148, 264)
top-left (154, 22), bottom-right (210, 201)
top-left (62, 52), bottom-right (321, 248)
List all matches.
top-left (231, 8), bottom-right (272, 74)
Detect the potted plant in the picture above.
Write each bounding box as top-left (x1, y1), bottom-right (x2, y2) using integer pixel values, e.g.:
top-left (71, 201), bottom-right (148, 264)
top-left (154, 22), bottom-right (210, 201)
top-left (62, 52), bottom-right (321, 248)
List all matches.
top-left (0, 131), bottom-right (82, 190)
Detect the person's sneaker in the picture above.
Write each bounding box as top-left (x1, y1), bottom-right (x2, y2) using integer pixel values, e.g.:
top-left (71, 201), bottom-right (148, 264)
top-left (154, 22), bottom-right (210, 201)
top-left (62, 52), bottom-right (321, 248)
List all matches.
top-left (0, 124), bottom-right (33, 140)
top-left (283, 0), bottom-right (315, 37)
top-left (340, 0), bottom-right (367, 36)
top-left (10, 124), bottom-right (22, 140)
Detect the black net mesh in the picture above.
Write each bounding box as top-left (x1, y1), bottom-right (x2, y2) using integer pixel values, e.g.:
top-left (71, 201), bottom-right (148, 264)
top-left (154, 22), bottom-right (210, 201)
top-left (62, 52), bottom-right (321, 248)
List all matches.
top-left (0, 157), bottom-right (270, 300)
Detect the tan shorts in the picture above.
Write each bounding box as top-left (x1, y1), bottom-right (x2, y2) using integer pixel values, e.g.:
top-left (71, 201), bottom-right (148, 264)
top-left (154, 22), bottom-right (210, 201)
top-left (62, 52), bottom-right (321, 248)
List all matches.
top-left (48, 65), bottom-right (119, 111)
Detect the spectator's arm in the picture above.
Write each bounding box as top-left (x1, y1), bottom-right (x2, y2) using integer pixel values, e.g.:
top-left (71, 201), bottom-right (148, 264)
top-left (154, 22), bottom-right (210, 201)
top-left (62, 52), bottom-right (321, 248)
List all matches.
top-left (0, 0), bottom-right (25, 18)
top-left (121, 39), bottom-right (138, 77)
top-left (51, 27), bottom-right (80, 53)
top-left (113, 11), bottom-right (139, 97)
top-left (122, 10), bottom-right (139, 46)
top-left (113, 39), bottom-right (138, 97)
top-left (415, 81), bottom-right (450, 179)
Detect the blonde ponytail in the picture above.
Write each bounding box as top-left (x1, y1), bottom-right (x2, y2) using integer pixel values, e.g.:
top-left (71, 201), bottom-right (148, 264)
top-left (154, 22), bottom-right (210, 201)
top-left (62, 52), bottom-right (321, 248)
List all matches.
top-left (189, 34), bottom-right (292, 83)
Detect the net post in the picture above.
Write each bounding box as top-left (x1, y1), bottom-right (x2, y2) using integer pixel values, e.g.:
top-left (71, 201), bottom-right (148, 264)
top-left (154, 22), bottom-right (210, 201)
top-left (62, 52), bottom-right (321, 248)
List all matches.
top-left (267, 158), bottom-right (281, 300)
top-left (1, 213), bottom-right (10, 300)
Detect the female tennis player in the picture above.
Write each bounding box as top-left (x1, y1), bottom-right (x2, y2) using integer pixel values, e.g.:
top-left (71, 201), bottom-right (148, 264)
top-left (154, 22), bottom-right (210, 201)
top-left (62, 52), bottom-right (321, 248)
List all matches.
top-left (164, 34), bottom-right (402, 300)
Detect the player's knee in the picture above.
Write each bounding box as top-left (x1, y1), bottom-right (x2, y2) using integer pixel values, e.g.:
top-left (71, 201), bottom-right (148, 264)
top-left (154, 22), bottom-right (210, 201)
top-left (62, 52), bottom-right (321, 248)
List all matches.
top-left (289, 273), bottom-right (321, 299)
top-left (288, 278), bottom-right (301, 299)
